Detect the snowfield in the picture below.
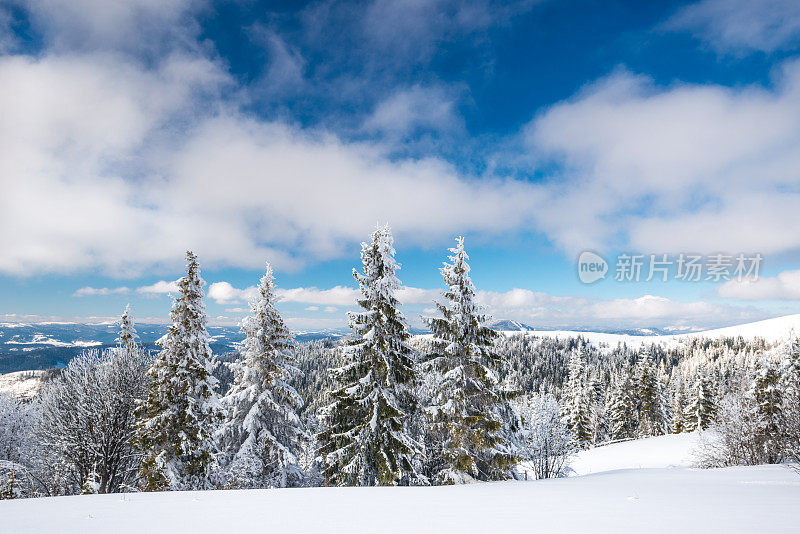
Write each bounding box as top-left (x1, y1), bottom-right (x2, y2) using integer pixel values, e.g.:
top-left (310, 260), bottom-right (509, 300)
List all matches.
top-left (1, 466), bottom-right (797, 533)
top-left (0, 370), bottom-right (48, 400)
top-left (503, 313), bottom-right (800, 350)
top-left (3, 434), bottom-right (798, 534)
top-left (571, 432), bottom-right (703, 475)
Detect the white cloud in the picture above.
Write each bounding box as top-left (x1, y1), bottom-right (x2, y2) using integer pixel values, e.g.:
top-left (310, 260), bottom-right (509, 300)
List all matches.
top-left (363, 84), bottom-right (462, 137)
top-left (0, 50), bottom-right (543, 277)
top-left (525, 60), bottom-right (800, 256)
top-left (207, 282), bottom-right (259, 305)
top-left (665, 0), bottom-right (800, 54)
top-left (25, 0), bottom-right (203, 55)
top-left (202, 281), bottom-right (763, 330)
top-left (136, 280), bottom-right (180, 295)
top-left (72, 286), bottom-right (131, 297)
top-left (0, 52), bottom-right (231, 276)
top-left (249, 26), bottom-right (306, 97)
top-left (276, 286), bottom-right (358, 306)
top-left (718, 269), bottom-right (800, 300)
top-left (205, 282), bottom-right (440, 307)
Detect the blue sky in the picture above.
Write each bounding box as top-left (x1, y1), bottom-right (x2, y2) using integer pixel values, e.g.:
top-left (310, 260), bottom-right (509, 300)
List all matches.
top-left (2, 0), bottom-right (800, 331)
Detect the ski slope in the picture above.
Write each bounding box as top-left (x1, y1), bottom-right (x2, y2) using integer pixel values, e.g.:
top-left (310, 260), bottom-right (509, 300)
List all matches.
top-left (3, 434), bottom-right (798, 534)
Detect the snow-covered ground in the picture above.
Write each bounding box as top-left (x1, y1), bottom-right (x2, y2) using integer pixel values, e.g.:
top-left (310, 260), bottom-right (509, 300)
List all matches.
top-left (503, 313), bottom-right (800, 350)
top-left (571, 432), bottom-right (703, 475)
top-left (0, 370), bottom-right (48, 400)
top-left (3, 434), bottom-right (798, 533)
top-left (2, 465), bottom-right (797, 533)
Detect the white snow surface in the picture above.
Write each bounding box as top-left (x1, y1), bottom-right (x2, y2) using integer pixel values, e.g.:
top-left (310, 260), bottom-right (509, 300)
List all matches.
top-left (2, 463), bottom-right (797, 533)
top-left (3, 434), bottom-right (798, 533)
top-left (5, 334), bottom-right (101, 348)
top-left (0, 370), bottom-right (47, 400)
top-left (502, 313), bottom-right (800, 349)
top-left (571, 432), bottom-right (703, 476)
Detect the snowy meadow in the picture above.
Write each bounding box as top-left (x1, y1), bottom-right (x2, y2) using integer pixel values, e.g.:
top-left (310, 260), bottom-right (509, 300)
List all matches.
top-left (1, 227), bottom-right (799, 534)
top-left (5, 0), bottom-right (800, 531)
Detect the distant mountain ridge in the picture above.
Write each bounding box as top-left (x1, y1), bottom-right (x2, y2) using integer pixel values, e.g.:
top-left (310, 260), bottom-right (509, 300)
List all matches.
top-left (0, 323), bottom-right (346, 374)
top-left (3, 314), bottom-right (800, 374)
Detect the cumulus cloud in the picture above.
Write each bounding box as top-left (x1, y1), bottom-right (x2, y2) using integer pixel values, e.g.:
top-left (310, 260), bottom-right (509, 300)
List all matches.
top-left (525, 60), bottom-right (800, 256)
top-left (0, 52), bottom-right (232, 276)
top-left (718, 269), bottom-right (800, 300)
top-left (0, 49), bottom-right (543, 276)
top-left (72, 286), bottom-right (131, 297)
top-left (136, 280), bottom-right (180, 295)
top-left (207, 282), bottom-right (259, 305)
top-left (665, 0), bottom-right (800, 55)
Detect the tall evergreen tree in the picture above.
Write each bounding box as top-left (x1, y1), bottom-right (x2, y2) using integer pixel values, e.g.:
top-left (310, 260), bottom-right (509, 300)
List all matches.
top-left (423, 236), bottom-right (516, 484)
top-left (133, 251), bottom-right (222, 491)
top-left (562, 348), bottom-right (593, 447)
top-left (118, 304), bottom-right (138, 356)
top-left (683, 369), bottom-right (716, 431)
top-left (751, 358), bottom-right (784, 463)
top-left (670, 370), bottom-right (687, 434)
top-left (782, 336), bottom-right (800, 464)
top-left (606, 371), bottom-right (636, 441)
top-left (317, 226), bottom-right (419, 486)
top-left (633, 348), bottom-right (664, 436)
top-left (217, 264), bottom-right (307, 488)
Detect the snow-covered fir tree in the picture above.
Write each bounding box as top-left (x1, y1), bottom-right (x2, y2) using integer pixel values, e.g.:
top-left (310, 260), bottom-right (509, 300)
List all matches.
top-left (133, 251), bottom-right (222, 491)
top-left (217, 264), bottom-right (306, 488)
top-left (633, 348), bottom-right (664, 436)
top-left (561, 348), bottom-right (593, 447)
top-left (670, 369), bottom-right (687, 434)
top-left (81, 468), bottom-right (100, 495)
top-left (750, 358), bottom-right (784, 463)
top-left (606, 371), bottom-right (636, 440)
top-left (782, 336), bottom-right (800, 464)
top-left (422, 236), bottom-right (516, 484)
top-left (317, 226), bottom-right (419, 486)
top-left (683, 369), bottom-right (716, 431)
top-left (118, 304), bottom-right (138, 356)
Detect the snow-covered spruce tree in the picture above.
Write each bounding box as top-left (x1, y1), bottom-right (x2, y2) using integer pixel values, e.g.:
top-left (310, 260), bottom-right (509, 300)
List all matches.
top-left (633, 348), bottom-right (664, 436)
top-left (119, 304), bottom-right (138, 355)
top-left (750, 358), bottom-right (784, 463)
top-left (782, 336), bottom-right (800, 465)
top-left (683, 369), bottom-right (717, 432)
top-left (422, 236), bottom-right (516, 484)
top-left (606, 371), bottom-right (636, 441)
top-left (317, 226), bottom-right (419, 486)
top-left (670, 370), bottom-right (687, 434)
top-left (216, 264), bottom-right (306, 489)
top-left (133, 251), bottom-right (222, 491)
top-left (561, 348), bottom-right (593, 447)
